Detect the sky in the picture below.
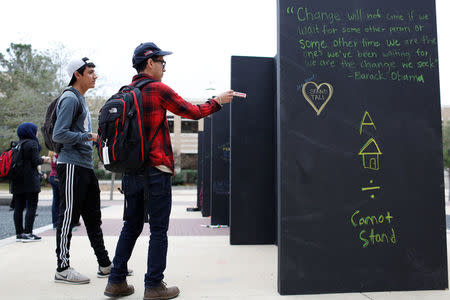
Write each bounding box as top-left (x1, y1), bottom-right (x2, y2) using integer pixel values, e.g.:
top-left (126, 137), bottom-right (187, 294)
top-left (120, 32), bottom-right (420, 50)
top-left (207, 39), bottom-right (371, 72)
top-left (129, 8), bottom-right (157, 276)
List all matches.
top-left (1, 0), bottom-right (449, 104)
top-left (0, 0), bottom-right (277, 100)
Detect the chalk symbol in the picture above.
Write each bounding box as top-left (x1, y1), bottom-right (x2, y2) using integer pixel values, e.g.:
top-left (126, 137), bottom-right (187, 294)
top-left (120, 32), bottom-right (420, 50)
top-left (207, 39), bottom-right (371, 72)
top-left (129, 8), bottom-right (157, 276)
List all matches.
top-left (361, 180), bottom-right (381, 199)
top-left (301, 81), bottom-right (334, 116)
top-left (358, 138), bottom-right (382, 170)
top-left (287, 6), bottom-right (295, 14)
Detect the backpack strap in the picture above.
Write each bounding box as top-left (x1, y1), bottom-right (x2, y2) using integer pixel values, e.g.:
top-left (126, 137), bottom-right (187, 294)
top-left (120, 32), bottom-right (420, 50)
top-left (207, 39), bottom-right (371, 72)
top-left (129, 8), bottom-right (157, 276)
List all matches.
top-left (132, 78), bottom-right (169, 155)
top-left (14, 139), bottom-right (28, 167)
top-left (58, 87), bottom-right (83, 122)
top-left (133, 78), bottom-right (155, 90)
top-left (52, 88), bottom-right (84, 153)
top-left (152, 117), bottom-right (168, 155)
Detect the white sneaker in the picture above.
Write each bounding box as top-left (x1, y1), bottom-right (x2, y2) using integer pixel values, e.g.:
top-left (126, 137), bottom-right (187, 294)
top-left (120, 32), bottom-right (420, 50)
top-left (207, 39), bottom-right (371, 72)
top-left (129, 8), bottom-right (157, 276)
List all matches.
top-left (97, 264), bottom-right (134, 278)
top-left (54, 267), bottom-right (90, 284)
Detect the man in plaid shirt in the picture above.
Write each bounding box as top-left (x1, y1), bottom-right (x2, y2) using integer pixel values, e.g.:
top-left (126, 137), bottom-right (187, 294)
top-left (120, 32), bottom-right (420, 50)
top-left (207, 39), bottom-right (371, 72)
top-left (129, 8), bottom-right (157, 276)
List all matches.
top-left (104, 42), bottom-right (234, 299)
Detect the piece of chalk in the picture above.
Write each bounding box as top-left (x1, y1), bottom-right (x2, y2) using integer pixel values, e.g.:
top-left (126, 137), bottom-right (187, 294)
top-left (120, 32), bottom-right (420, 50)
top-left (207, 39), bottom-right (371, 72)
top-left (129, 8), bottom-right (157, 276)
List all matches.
top-left (233, 91), bottom-right (247, 98)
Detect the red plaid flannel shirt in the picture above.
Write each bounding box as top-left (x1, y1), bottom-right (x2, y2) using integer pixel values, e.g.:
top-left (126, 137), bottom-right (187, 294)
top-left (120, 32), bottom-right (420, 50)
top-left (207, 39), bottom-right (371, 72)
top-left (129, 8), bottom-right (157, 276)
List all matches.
top-left (131, 73), bottom-right (221, 173)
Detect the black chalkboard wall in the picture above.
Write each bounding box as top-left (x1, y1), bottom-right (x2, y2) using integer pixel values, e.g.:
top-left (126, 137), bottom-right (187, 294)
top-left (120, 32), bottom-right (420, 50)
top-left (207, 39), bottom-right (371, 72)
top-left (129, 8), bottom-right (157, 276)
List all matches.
top-left (277, 0), bottom-right (447, 295)
top-left (230, 56), bottom-right (277, 245)
top-left (211, 105), bottom-right (231, 225)
top-left (202, 117), bottom-right (212, 217)
top-left (197, 131), bottom-right (204, 210)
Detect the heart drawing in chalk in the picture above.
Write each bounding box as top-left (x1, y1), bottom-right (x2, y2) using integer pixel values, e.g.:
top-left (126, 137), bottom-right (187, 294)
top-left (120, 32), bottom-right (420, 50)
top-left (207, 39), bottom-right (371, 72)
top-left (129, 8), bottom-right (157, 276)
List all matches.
top-left (301, 81), bottom-right (334, 116)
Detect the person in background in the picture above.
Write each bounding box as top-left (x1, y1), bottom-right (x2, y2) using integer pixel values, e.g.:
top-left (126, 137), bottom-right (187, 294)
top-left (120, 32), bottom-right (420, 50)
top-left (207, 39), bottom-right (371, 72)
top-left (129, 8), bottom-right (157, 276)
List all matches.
top-left (11, 122), bottom-right (50, 242)
top-left (48, 151), bottom-right (59, 229)
top-left (9, 194), bottom-right (15, 211)
top-left (35, 165), bottom-right (48, 217)
top-left (48, 151), bottom-right (80, 230)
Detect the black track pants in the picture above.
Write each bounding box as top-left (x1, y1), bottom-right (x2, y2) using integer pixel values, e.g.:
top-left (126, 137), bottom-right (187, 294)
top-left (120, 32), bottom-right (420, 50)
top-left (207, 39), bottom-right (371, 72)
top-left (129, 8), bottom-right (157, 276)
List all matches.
top-left (55, 164), bottom-right (110, 271)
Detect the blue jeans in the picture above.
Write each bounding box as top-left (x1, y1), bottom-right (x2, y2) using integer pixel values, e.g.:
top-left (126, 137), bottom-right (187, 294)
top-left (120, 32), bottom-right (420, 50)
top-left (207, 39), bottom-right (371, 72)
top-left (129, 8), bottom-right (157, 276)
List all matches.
top-left (109, 167), bottom-right (172, 288)
top-left (49, 176), bottom-right (60, 228)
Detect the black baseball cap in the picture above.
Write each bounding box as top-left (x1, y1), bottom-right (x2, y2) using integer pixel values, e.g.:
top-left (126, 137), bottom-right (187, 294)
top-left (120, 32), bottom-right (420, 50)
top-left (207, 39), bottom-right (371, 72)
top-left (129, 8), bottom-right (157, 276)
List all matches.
top-left (132, 42), bottom-right (173, 68)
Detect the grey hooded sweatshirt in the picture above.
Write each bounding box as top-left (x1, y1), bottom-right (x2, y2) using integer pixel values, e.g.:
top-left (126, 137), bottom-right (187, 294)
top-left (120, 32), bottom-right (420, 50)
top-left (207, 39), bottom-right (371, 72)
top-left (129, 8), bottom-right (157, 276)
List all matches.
top-left (52, 88), bottom-right (94, 169)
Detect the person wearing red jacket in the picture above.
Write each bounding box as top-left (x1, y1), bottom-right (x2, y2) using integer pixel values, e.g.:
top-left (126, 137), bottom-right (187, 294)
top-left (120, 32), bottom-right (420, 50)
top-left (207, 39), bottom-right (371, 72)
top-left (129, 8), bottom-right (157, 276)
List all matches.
top-left (104, 42), bottom-right (234, 299)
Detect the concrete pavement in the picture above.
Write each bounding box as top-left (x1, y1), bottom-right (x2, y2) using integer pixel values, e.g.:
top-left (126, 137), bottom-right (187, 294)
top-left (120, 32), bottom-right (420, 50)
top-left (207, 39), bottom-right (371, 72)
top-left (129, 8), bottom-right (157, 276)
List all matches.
top-left (0, 188), bottom-right (450, 299)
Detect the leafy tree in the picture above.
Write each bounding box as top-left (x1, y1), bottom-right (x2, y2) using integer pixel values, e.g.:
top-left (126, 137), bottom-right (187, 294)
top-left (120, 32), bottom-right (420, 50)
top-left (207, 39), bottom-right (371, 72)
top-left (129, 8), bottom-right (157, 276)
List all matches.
top-left (0, 43), bottom-right (66, 151)
top-left (442, 121), bottom-right (450, 199)
top-left (443, 121), bottom-right (450, 165)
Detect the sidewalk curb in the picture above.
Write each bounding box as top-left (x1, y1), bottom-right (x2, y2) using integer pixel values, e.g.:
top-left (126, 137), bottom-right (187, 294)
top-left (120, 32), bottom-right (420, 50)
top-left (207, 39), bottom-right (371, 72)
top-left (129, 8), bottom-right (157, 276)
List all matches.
top-left (0, 223), bottom-right (53, 248)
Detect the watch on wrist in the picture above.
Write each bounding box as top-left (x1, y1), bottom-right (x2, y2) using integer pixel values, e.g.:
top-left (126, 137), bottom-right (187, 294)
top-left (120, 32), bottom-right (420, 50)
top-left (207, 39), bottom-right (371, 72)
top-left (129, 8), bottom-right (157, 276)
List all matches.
top-left (87, 133), bottom-right (93, 140)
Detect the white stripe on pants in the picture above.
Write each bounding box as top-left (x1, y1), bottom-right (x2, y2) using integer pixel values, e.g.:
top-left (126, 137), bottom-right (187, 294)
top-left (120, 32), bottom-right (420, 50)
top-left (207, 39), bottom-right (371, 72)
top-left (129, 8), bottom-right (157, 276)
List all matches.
top-left (59, 164), bottom-right (74, 268)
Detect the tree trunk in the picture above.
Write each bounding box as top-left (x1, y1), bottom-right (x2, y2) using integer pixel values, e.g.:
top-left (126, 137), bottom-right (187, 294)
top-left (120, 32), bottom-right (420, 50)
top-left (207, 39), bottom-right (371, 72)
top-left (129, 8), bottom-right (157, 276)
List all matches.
top-left (447, 168), bottom-right (450, 202)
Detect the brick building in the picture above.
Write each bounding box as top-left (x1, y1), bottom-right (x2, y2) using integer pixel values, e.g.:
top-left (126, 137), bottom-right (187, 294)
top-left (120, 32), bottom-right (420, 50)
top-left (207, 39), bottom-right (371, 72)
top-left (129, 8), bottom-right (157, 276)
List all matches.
top-left (168, 98), bottom-right (204, 172)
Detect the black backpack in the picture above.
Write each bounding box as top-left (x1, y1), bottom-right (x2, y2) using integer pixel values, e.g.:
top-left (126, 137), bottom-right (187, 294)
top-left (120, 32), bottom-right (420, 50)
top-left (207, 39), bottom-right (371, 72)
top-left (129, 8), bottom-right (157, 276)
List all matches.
top-left (97, 79), bottom-right (165, 173)
top-left (0, 141), bottom-right (25, 182)
top-left (41, 87), bottom-right (82, 153)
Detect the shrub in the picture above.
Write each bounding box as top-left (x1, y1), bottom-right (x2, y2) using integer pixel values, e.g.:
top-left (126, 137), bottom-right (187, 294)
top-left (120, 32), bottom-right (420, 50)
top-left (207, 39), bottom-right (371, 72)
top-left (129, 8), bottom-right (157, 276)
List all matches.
top-left (172, 169), bottom-right (197, 186)
top-left (93, 169), bottom-right (122, 180)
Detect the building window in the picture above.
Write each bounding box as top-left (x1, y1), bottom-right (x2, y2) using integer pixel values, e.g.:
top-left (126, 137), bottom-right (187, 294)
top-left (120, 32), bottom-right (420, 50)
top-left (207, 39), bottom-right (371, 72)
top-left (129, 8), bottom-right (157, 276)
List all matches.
top-left (181, 119), bottom-right (198, 133)
top-left (167, 116), bottom-right (174, 133)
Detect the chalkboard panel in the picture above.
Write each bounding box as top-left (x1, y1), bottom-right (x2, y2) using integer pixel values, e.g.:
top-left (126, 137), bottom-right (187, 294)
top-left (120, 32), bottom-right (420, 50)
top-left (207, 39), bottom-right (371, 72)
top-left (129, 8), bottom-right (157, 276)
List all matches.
top-left (197, 131), bottom-right (204, 210)
top-left (277, 0), bottom-right (447, 294)
top-left (211, 106), bottom-right (231, 225)
top-left (230, 56), bottom-right (277, 244)
top-left (201, 117), bottom-right (212, 217)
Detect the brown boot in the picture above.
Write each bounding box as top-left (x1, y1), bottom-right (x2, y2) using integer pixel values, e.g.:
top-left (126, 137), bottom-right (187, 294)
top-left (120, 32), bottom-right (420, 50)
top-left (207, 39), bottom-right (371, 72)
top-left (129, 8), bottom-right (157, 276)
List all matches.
top-left (104, 280), bottom-right (135, 297)
top-left (144, 281), bottom-right (180, 300)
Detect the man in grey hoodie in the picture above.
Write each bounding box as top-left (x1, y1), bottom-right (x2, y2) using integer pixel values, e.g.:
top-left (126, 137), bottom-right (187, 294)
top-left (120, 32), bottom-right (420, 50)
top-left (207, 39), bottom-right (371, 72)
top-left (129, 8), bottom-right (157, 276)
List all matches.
top-left (52, 57), bottom-right (112, 284)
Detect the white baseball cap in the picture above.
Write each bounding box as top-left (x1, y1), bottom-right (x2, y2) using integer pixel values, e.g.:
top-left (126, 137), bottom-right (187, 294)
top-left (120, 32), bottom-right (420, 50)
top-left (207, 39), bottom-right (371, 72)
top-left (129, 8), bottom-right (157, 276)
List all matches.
top-left (66, 57), bottom-right (92, 77)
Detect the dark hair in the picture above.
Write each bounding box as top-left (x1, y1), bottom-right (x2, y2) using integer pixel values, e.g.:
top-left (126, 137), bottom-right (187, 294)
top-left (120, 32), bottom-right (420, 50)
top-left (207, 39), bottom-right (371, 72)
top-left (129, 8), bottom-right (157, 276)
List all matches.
top-left (134, 58), bottom-right (149, 73)
top-left (69, 57), bottom-right (96, 85)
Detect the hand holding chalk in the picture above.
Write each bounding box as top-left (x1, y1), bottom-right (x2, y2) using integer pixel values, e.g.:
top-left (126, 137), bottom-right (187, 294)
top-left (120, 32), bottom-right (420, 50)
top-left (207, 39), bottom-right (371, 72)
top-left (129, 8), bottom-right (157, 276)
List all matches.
top-left (215, 90), bottom-right (234, 105)
top-left (232, 91), bottom-right (247, 98)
